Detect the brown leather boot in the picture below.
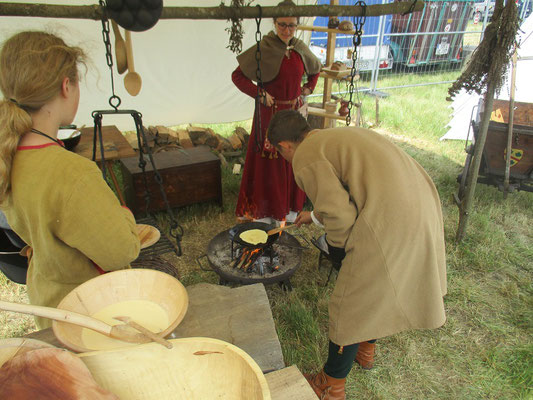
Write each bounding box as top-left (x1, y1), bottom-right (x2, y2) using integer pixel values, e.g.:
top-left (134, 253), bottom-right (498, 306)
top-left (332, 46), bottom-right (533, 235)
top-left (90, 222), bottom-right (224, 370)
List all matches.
top-left (304, 369), bottom-right (346, 400)
top-left (355, 341), bottom-right (376, 370)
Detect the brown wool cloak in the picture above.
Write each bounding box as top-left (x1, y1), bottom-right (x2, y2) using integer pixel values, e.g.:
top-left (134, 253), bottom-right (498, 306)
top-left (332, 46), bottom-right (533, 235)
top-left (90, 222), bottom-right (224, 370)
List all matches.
top-left (236, 31), bottom-right (322, 83)
top-left (292, 128), bottom-right (447, 346)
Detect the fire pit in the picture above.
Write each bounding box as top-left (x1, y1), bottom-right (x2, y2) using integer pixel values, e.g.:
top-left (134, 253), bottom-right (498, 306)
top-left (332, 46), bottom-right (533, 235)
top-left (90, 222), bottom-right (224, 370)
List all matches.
top-left (203, 222), bottom-right (303, 290)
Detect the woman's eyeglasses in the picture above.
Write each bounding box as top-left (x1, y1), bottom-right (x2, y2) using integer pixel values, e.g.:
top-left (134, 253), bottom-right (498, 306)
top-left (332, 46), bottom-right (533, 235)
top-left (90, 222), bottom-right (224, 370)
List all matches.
top-left (276, 22), bottom-right (298, 30)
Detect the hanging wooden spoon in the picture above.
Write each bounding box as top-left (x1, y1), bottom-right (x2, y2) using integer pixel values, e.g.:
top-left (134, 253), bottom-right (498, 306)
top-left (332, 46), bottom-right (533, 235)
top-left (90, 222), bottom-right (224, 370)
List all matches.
top-left (111, 20), bottom-right (127, 74)
top-left (0, 300), bottom-right (150, 345)
top-left (124, 30), bottom-right (142, 96)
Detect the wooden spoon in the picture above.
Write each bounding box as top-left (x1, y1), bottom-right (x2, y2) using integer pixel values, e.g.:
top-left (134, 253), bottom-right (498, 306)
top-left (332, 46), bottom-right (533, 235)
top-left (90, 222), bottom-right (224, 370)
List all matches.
top-left (124, 30), bottom-right (142, 96)
top-left (0, 300), bottom-right (150, 345)
top-left (111, 20), bottom-right (127, 74)
top-left (114, 316), bottom-right (172, 349)
top-left (266, 224), bottom-right (298, 236)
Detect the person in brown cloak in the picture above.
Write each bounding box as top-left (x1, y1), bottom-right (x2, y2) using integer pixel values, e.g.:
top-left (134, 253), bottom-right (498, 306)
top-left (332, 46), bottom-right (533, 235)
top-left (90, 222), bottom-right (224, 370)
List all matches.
top-left (268, 109), bottom-right (447, 400)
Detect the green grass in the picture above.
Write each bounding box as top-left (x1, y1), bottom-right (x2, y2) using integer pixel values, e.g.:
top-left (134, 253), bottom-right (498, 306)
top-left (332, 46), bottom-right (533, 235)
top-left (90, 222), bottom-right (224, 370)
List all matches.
top-left (1, 72), bottom-right (532, 399)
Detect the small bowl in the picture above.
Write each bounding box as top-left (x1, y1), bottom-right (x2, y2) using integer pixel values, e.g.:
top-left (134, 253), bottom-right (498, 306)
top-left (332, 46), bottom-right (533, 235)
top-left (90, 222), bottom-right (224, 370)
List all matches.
top-left (57, 129), bottom-right (82, 151)
top-left (53, 269), bottom-right (189, 353)
top-left (136, 224), bottom-right (161, 249)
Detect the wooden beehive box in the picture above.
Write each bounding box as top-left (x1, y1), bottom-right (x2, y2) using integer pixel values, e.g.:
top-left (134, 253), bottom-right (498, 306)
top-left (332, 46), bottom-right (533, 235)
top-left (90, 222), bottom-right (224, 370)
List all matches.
top-left (120, 146), bottom-right (222, 216)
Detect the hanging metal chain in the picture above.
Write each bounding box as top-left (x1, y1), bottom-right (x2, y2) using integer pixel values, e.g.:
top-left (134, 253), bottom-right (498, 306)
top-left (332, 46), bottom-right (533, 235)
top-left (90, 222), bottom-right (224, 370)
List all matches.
top-left (99, 0), bottom-right (121, 111)
top-left (253, 4), bottom-right (264, 153)
top-left (346, 1), bottom-right (366, 126)
top-left (92, 112), bottom-right (109, 181)
top-left (133, 112), bottom-right (184, 256)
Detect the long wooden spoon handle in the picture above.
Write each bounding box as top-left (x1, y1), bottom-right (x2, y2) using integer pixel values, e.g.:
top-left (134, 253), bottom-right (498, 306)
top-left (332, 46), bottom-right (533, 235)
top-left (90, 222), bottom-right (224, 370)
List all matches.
top-left (124, 29), bottom-right (135, 72)
top-left (267, 224), bottom-right (298, 236)
top-left (114, 316), bottom-right (173, 349)
top-left (0, 300), bottom-right (112, 336)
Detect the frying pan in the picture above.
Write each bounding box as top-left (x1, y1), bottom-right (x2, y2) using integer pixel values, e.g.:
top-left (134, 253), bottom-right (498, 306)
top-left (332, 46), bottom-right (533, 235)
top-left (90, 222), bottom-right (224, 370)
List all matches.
top-left (229, 222), bottom-right (280, 249)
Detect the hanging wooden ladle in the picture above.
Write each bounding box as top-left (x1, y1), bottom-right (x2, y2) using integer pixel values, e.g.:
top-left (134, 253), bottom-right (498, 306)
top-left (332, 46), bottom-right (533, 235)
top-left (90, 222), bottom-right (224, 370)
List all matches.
top-left (0, 300), bottom-right (150, 345)
top-left (124, 30), bottom-right (142, 96)
top-left (111, 20), bottom-right (127, 74)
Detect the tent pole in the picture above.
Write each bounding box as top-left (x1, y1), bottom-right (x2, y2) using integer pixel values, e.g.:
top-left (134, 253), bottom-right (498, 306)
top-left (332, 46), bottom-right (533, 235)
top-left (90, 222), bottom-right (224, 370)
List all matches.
top-left (503, 45), bottom-right (518, 198)
top-left (456, 77), bottom-right (497, 242)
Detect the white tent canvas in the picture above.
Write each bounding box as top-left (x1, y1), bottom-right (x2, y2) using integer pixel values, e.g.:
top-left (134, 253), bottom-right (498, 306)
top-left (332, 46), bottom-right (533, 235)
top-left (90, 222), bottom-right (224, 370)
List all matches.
top-left (0, 0), bottom-right (315, 131)
top-left (441, 14), bottom-right (533, 141)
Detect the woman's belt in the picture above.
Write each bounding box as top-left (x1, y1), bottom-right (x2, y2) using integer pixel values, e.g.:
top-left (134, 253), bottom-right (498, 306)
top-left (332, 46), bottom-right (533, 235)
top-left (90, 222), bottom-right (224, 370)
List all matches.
top-left (274, 98), bottom-right (299, 106)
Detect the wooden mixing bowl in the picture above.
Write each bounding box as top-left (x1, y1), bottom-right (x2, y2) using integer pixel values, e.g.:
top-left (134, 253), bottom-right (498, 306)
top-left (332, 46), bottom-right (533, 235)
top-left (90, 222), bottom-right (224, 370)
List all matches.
top-left (0, 338), bottom-right (56, 368)
top-left (53, 269), bottom-right (188, 353)
top-left (79, 337), bottom-right (271, 400)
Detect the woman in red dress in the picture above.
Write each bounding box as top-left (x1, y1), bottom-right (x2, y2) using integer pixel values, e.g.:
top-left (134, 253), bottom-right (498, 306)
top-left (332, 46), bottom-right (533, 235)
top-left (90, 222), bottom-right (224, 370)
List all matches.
top-left (232, 2), bottom-right (321, 224)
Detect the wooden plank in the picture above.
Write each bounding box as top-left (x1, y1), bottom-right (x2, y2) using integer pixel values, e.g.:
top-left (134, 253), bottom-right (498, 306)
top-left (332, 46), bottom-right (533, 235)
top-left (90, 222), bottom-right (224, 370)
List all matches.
top-left (74, 126), bottom-right (136, 162)
top-left (74, 141), bottom-right (119, 160)
top-left (298, 25), bottom-right (355, 34)
top-left (26, 283), bottom-right (285, 374)
top-left (308, 106), bottom-right (346, 120)
top-left (266, 365), bottom-right (317, 400)
top-left (177, 129), bottom-right (194, 148)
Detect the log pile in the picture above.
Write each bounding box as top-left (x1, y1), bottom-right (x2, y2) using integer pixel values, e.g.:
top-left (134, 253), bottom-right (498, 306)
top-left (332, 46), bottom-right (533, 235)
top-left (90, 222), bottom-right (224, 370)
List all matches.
top-left (123, 125), bottom-right (249, 170)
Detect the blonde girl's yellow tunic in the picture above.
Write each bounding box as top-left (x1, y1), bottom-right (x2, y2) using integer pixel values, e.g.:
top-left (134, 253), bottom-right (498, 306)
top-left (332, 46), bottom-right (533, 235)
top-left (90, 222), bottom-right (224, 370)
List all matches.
top-left (292, 128), bottom-right (447, 346)
top-left (2, 143), bottom-right (140, 328)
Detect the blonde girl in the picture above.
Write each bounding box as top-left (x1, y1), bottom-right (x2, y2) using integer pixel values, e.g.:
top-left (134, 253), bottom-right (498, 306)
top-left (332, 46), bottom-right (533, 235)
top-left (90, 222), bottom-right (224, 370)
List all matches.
top-left (0, 31), bottom-right (140, 328)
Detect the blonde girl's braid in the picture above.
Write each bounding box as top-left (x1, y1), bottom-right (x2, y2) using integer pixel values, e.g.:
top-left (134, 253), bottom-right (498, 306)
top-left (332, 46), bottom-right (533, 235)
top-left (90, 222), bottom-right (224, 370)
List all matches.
top-left (0, 31), bottom-right (86, 205)
top-left (0, 99), bottom-right (33, 206)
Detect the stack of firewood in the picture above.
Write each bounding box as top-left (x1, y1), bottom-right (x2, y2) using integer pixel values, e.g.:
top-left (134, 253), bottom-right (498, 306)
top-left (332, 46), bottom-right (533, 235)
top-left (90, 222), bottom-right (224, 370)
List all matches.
top-left (123, 125), bottom-right (249, 170)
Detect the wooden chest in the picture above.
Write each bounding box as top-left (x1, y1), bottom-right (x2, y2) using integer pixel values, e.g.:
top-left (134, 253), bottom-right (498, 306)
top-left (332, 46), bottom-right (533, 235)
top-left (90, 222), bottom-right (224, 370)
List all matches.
top-left (120, 146), bottom-right (222, 216)
top-left (474, 99), bottom-right (533, 179)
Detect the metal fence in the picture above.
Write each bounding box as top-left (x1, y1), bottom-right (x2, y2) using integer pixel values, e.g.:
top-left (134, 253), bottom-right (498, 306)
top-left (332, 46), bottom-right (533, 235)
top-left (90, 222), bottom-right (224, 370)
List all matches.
top-left (308, 0), bottom-right (530, 99)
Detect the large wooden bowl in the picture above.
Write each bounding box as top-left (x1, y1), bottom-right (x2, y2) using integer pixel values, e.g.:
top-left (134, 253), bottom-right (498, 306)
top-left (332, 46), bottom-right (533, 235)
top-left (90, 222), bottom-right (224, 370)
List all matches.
top-left (53, 269), bottom-right (188, 353)
top-left (0, 338), bottom-right (56, 368)
top-left (79, 337), bottom-right (271, 400)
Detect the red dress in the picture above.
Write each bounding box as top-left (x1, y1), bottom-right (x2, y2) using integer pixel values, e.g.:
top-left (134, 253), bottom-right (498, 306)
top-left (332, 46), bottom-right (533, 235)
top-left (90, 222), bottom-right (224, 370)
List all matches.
top-left (232, 51), bottom-right (319, 221)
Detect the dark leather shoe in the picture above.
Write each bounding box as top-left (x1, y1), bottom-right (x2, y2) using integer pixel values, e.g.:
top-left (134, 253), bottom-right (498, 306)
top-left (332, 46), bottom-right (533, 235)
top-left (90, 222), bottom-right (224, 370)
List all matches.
top-left (304, 369), bottom-right (346, 400)
top-left (355, 341), bottom-right (376, 370)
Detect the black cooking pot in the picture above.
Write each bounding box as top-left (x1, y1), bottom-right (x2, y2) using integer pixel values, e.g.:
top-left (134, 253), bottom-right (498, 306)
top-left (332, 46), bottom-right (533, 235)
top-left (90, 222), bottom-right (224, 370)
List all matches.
top-left (229, 222), bottom-right (280, 249)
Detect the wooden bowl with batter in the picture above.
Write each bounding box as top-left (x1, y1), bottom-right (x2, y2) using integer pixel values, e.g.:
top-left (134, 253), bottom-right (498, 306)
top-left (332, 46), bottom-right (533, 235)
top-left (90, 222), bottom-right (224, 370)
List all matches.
top-left (53, 269), bottom-right (188, 353)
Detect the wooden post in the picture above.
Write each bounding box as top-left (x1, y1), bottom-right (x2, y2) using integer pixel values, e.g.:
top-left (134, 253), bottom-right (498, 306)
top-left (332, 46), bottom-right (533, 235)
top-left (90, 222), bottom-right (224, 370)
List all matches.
top-left (0, 2), bottom-right (424, 20)
top-left (503, 46), bottom-right (518, 198)
top-left (456, 77), bottom-right (497, 242)
top-left (322, 0), bottom-right (339, 129)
